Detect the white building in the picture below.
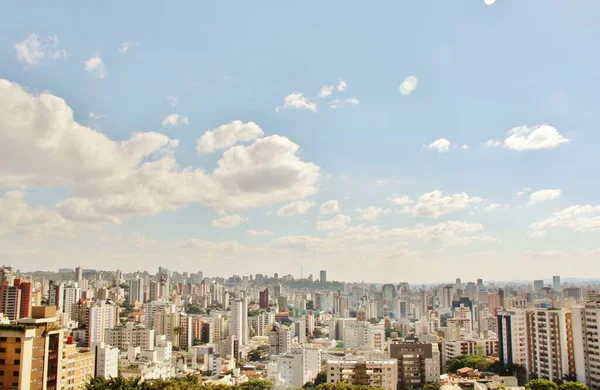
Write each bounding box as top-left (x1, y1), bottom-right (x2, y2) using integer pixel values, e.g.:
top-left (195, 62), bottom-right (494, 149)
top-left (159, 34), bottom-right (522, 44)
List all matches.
top-left (425, 343), bottom-right (441, 384)
top-left (153, 310), bottom-right (192, 349)
top-left (143, 300), bottom-right (174, 329)
top-left (87, 301), bottom-right (119, 347)
top-left (129, 277), bottom-right (144, 305)
top-left (230, 297), bottom-right (249, 346)
top-left (304, 345), bottom-right (322, 381)
top-left (269, 347), bottom-right (311, 388)
top-left (572, 301), bottom-right (600, 388)
top-left (104, 321), bottom-right (155, 351)
top-left (343, 322), bottom-right (385, 351)
top-left (95, 342), bottom-right (119, 379)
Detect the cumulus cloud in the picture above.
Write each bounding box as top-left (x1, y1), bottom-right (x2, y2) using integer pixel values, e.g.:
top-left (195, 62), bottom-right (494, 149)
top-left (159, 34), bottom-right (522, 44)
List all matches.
top-left (88, 112), bottom-right (105, 120)
top-left (0, 191), bottom-right (75, 237)
top-left (277, 200), bottom-right (314, 217)
top-left (529, 189), bottom-right (561, 205)
top-left (329, 98), bottom-right (359, 109)
top-left (399, 76), bottom-right (418, 95)
top-left (14, 33), bottom-right (67, 67)
top-left (317, 214), bottom-right (352, 231)
top-left (319, 85), bottom-right (334, 97)
top-left (320, 200), bottom-right (341, 215)
top-left (355, 206), bottom-right (390, 221)
top-left (197, 121), bottom-right (264, 153)
top-left (83, 54), bottom-right (108, 79)
top-left (487, 125), bottom-right (569, 151)
top-left (178, 239), bottom-right (243, 255)
top-left (276, 92), bottom-right (317, 112)
top-left (211, 214), bottom-right (248, 228)
top-left (161, 114), bottom-right (189, 127)
top-left (427, 138), bottom-right (452, 153)
top-left (383, 221), bottom-right (484, 242)
top-left (485, 203), bottom-right (500, 212)
top-left (337, 80), bottom-right (347, 91)
top-left (412, 190), bottom-right (480, 218)
top-left (389, 194), bottom-right (413, 206)
top-left (530, 205), bottom-right (600, 236)
top-left (247, 229), bottom-right (274, 237)
top-left (271, 235), bottom-right (331, 252)
top-left (0, 79), bottom-right (320, 223)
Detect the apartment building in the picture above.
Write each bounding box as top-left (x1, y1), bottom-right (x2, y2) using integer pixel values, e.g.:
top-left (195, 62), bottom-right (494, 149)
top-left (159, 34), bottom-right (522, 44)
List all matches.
top-left (572, 301), bottom-right (600, 389)
top-left (104, 321), bottom-right (155, 351)
top-left (326, 358), bottom-right (398, 390)
top-left (389, 341), bottom-right (440, 390)
top-left (0, 306), bottom-right (63, 390)
top-left (525, 308), bottom-right (576, 382)
top-left (498, 310), bottom-right (527, 367)
top-left (61, 339), bottom-right (95, 390)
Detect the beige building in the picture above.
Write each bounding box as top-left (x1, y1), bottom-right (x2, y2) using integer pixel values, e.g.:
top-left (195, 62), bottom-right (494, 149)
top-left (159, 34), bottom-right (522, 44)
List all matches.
top-left (60, 341), bottom-right (95, 389)
top-left (389, 341), bottom-right (440, 390)
top-left (572, 301), bottom-right (600, 390)
top-left (326, 358), bottom-right (398, 390)
top-left (104, 321), bottom-right (154, 351)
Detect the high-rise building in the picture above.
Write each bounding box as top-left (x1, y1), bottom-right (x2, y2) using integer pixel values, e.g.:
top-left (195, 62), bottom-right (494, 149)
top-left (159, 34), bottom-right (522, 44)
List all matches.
top-left (86, 301), bottom-right (119, 347)
top-left (230, 297), bottom-right (249, 346)
top-left (533, 280), bottom-right (544, 293)
top-left (269, 324), bottom-right (292, 355)
top-left (497, 310), bottom-right (527, 367)
top-left (14, 279), bottom-right (32, 319)
top-left (0, 283), bottom-right (21, 322)
top-left (389, 341), bottom-right (440, 390)
top-left (128, 277), bottom-right (144, 305)
top-left (525, 308), bottom-right (576, 382)
top-left (320, 270), bottom-right (327, 284)
top-left (553, 276), bottom-right (561, 292)
top-left (259, 288), bottom-right (270, 310)
top-left (75, 266), bottom-right (83, 283)
top-left (0, 306), bottom-right (64, 390)
top-left (572, 301), bottom-right (600, 388)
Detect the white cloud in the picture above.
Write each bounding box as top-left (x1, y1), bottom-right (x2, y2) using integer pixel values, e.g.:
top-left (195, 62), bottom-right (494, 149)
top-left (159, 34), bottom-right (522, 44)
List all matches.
top-left (166, 95), bottom-right (179, 107)
top-left (389, 194), bottom-right (413, 206)
top-left (117, 41), bottom-right (134, 54)
top-left (503, 124), bottom-right (569, 150)
top-left (329, 98), bottom-right (359, 109)
top-left (337, 80), bottom-right (347, 91)
top-left (14, 33), bottom-right (67, 67)
top-left (178, 239), bottom-right (243, 255)
top-left (399, 76), bottom-right (418, 95)
top-left (530, 205), bottom-right (600, 236)
top-left (529, 189), bottom-right (561, 205)
top-left (317, 214), bottom-right (352, 231)
top-left (320, 200), bottom-right (341, 215)
top-left (247, 229), bottom-right (274, 237)
top-left (271, 235), bottom-right (332, 252)
top-left (355, 206), bottom-right (390, 221)
top-left (197, 120), bottom-right (264, 154)
top-left (211, 214), bottom-right (248, 228)
top-left (483, 139), bottom-right (502, 148)
top-left (83, 54), bottom-right (108, 79)
top-left (412, 190), bottom-right (480, 218)
top-left (276, 92), bottom-right (317, 112)
top-left (427, 138), bottom-right (451, 153)
top-left (484, 0), bottom-right (496, 5)
top-left (0, 79), bottom-right (320, 223)
top-left (485, 203), bottom-right (500, 212)
top-left (277, 201), bottom-right (314, 217)
top-left (161, 114), bottom-right (189, 127)
top-left (383, 221), bottom-right (484, 242)
top-left (461, 144), bottom-right (469, 150)
top-left (517, 188), bottom-right (531, 197)
top-left (319, 85), bottom-right (334, 97)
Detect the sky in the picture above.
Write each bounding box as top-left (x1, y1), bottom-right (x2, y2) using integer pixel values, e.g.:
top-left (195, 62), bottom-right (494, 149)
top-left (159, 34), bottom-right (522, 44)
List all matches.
top-left (1, 1), bottom-right (600, 283)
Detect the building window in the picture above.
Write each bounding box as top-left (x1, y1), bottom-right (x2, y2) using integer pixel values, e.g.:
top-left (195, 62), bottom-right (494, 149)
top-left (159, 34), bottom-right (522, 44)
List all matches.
top-left (13, 371), bottom-right (19, 376)
top-left (13, 360), bottom-right (19, 365)
top-left (0, 338), bottom-right (6, 342)
top-left (0, 348), bottom-right (5, 353)
top-left (14, 349), bottom-right (20, 354)
top-left (0, 370), bottom-right (3, 376)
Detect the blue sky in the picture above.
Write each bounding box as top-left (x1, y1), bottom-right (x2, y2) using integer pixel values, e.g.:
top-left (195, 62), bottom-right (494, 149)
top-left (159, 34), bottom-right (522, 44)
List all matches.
top-left (1, 1), bottom-right (599, 282)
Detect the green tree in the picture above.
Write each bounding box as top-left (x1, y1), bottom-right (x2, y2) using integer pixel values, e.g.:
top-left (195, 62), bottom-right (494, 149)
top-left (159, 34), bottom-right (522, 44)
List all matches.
top-left (446, 355), bottom-right (494, 373)
top-left (314, 371), bottom-right (327, 386)
top-left (526, 379), bottom-right (559, 390)
top-left (423, 383), bottom-right (442, 390)
top-left (238, 379), bottom-right (275, 390)
top-left (313, 328), bottom-right (324, 338)
top-left (559, 382), bottom-right (588, 390)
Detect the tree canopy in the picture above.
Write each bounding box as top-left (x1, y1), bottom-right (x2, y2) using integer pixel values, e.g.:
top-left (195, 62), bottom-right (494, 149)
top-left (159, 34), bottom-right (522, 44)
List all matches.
top-left (558, 382), bottom-right (588, 390)
top-left (445, 355), bottom-right (495, 373)
top-left (525, 379), bottom-right (559, 390)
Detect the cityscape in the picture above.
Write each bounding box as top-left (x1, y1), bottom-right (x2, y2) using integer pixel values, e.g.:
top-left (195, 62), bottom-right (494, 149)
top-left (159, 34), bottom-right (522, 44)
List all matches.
top-left (0, 265), bottom-right (598, 390)
top-left (2, 0), bottom-right (600, 389)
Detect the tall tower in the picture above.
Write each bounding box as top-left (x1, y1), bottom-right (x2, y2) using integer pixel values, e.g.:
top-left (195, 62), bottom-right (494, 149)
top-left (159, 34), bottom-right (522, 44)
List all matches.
top-left (553, 276), bottom-right (561, 292)
top-left (320, 270), bottom-right (327, 284)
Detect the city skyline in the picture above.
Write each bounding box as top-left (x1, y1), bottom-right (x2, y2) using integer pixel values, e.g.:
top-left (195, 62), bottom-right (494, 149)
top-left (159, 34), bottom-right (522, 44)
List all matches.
top-left (2, 1), bottom-right (600, 282)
